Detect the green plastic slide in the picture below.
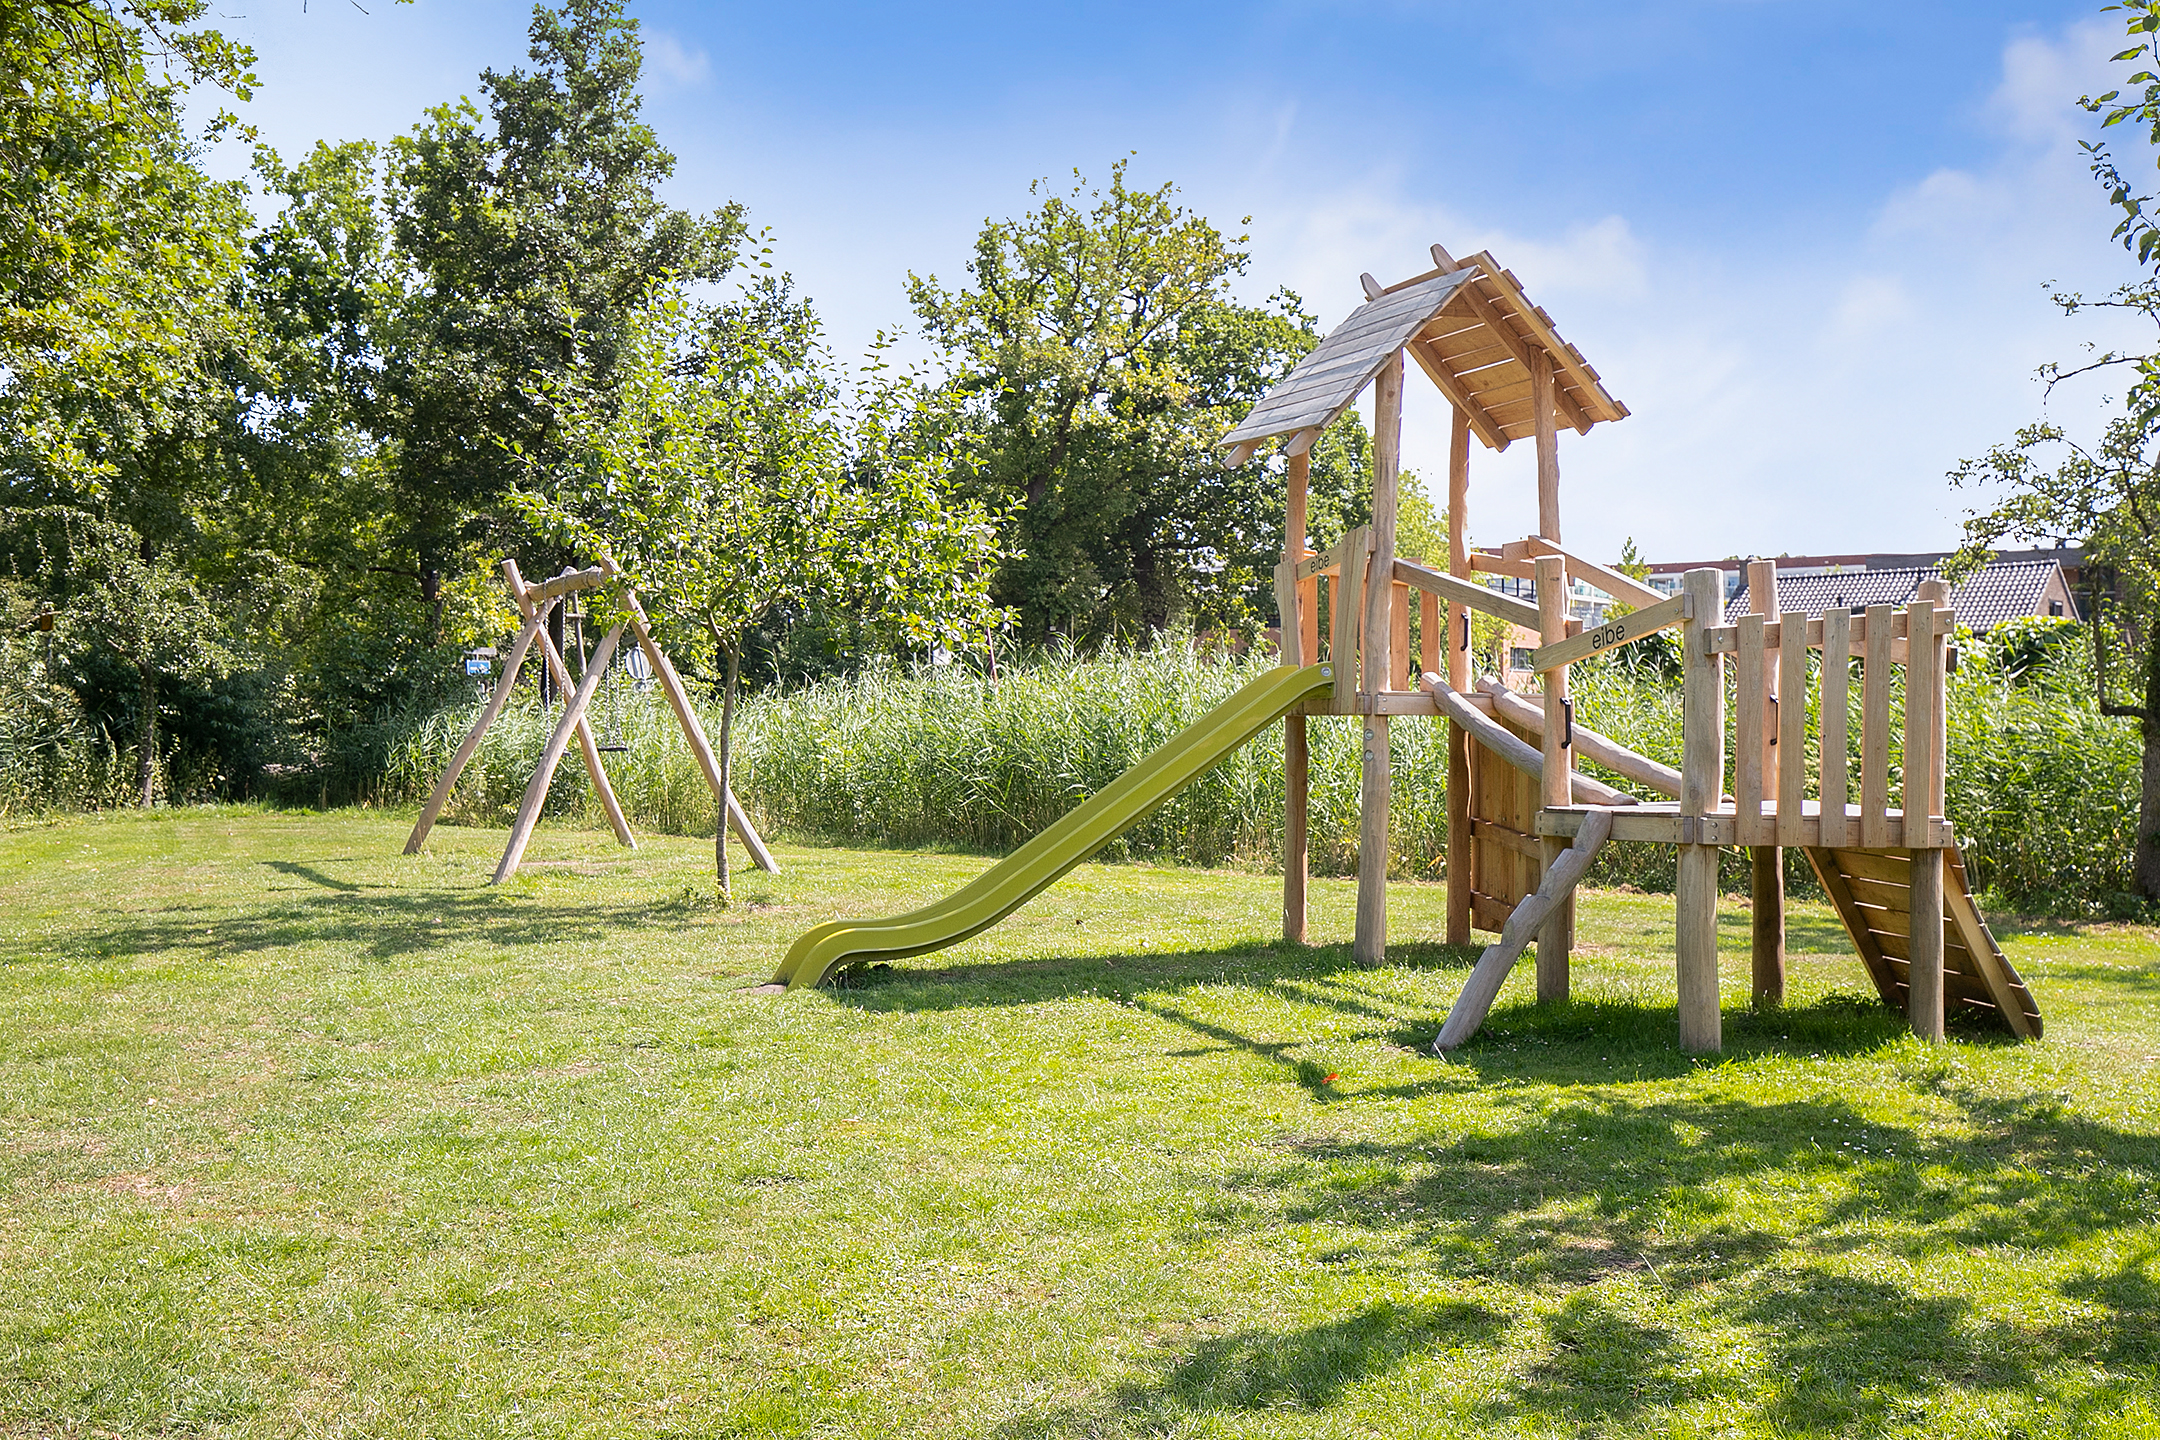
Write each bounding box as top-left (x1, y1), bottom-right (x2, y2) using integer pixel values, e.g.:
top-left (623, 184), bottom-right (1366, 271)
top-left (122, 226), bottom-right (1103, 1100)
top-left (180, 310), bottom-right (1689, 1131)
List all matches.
top-left (774, 662), bottom-right (1339, 989)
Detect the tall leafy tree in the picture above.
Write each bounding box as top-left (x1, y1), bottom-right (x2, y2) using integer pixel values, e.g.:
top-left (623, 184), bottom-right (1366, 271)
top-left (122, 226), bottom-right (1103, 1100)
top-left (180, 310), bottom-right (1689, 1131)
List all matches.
top-left (0, 0), bottom-right (253, 499)
top-left (909, 161), bottom-right (1363, 644)
top-left (0, 2), bottom-right (261, 798)
top-left (517, 283), bottom-right (1004, 898)
top-left (384, 0), bottom-right (747, 620)
top-left (1949, 0), bottom-right (2160, 898)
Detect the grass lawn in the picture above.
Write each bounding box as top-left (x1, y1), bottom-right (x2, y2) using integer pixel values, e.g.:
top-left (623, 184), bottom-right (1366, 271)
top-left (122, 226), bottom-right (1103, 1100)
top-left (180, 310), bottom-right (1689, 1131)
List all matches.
top-left (1, 807), bottom-right (2157, 1438)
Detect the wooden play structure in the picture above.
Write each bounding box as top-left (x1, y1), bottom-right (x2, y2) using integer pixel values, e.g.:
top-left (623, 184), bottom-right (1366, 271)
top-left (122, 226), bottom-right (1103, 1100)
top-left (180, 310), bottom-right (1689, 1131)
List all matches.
top-left (404, 559), bottom-right (779, 884)
top-left (1220, 243), bottom-right (2041, 1050)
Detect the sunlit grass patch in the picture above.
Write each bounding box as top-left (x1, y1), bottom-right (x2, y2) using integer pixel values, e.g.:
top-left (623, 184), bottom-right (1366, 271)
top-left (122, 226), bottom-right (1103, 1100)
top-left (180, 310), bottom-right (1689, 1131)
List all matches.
top-left (0, 808), bottom-right (2154, 1436)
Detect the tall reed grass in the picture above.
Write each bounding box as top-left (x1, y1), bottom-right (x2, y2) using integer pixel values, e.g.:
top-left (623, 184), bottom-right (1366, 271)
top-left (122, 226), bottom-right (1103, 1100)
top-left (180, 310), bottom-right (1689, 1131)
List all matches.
top-left (380, 634), bottom-right (2141, 914)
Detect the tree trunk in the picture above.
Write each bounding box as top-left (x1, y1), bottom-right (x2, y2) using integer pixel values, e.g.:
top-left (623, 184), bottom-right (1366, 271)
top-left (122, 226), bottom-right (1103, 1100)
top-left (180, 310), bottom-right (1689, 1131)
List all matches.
top-left (2139, 629), bottom-right (2160, 900)
top-left (137, 662), bottom-right (157, 807)
top-left (422, 566), bottom-right (444, 646)
top-left (1131, 535), bottom-right (1173, 637)
top-left (714, 643), bottom-right (742, 904)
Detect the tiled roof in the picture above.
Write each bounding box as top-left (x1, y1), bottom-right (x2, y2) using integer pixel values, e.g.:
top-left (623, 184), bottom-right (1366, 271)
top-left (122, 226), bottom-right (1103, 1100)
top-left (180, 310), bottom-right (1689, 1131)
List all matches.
top-left (1725, 560), bottom-right (2074, 632)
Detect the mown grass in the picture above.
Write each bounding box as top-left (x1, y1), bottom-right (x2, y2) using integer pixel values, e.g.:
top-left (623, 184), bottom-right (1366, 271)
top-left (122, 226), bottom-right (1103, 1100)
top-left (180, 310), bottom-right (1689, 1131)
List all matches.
top-left (1, 807), bottom-right (2156, 1437)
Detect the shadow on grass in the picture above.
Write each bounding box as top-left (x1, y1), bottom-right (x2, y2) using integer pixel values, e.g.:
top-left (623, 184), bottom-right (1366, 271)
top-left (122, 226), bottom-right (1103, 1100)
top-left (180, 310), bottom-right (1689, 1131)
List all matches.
top-left (262, 859), bottom-right (367, 892)
top-left (847, 933), bottom-right (2150, 1435)
top-left (1014, 1075), bottom-right (2157, 1436)
top-left (12, 875), bottom-right (745, 966)
top-left (998, 1298), bottom-right (1506, 1435)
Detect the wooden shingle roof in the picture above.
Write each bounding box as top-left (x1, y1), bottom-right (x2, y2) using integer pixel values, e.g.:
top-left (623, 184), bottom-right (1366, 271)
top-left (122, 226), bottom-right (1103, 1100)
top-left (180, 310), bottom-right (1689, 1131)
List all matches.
top-left (1222, 244), bottom-right (1628, 461)
top-left (1221, 269), bottom-right (1478, 453)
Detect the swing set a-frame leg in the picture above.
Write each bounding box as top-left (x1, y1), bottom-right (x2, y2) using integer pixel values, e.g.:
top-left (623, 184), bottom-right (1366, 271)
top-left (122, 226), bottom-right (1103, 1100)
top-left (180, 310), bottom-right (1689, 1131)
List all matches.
top-left (624, 596), bottom-right (779, 874)
top-left (405, 601), bottom-right (554, 855)
top-left (494, 623), bottom-right (626, 883)
top-left (509, 568), bottom-right (635, 850)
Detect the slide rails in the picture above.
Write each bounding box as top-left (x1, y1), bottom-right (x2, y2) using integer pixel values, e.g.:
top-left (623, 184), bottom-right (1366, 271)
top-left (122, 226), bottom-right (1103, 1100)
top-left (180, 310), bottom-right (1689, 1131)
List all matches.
top-left (775, 663), bottom-right (1339, 989)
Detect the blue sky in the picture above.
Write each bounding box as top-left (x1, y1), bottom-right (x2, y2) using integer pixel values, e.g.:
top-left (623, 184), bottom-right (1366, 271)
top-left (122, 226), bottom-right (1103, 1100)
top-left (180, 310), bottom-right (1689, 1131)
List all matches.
top-left (201, 1), bottom-right (2153, 564)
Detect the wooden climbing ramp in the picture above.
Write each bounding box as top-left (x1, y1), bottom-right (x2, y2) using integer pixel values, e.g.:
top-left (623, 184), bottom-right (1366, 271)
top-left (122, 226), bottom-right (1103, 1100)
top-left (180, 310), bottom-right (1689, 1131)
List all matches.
top-left (1805, 845), bottom-right (2042, 1039)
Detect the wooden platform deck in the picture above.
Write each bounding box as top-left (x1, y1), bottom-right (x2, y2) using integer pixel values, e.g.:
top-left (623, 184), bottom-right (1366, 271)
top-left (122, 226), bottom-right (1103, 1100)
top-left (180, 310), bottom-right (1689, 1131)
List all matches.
top-left (1527, 804), bottom-right (2038, 1038)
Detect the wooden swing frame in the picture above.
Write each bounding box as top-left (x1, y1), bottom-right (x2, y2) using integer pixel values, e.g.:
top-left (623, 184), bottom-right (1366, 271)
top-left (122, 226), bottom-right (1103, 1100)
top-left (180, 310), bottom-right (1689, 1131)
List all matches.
top-left (404, 558), bottom-right (779, 885)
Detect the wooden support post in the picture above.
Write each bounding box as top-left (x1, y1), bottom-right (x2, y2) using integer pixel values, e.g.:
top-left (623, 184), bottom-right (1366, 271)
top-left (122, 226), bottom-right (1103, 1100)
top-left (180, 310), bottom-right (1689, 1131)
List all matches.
top-left (405, 600), bottom-right (552, 854)
top-left (1908, 578), bottom-right (1948, 1041)
top-left (1861, 603), bottom-right (1895, 849)
top-left (1902, 595), bottom-right (1939, 837)
top-left (1285, 717), bottom-right (1309, 945)
top-left (1447, 405), bottom-right (1472, 690)
top-left (1909, 846), bottom-right (1946, 1042)
top-left (1746, 559), bottom-right (1784, 1009)
top-left (1390, 581), bottom-right (1411, 691)
top-left (1354, 350), bottom-right (1404, 968)
top-left (624, 595), bottom-right (779, 874)
top-left (1749, 848), bottom-right (1782, 1009)
top-left (1916, 578), bottom-right (1951, 824)
top-left (1420, 589), bottom-right (1440, 682)
top-left (1299, 573), bottom-right (1320, 671)
top-left (1531, 346), bottom-right (1561, 543)
top-left (1534, 552), bottom-right (1572, 1003)
top-left (1286, 452), bottom-right (1311, 641)
top-left (1678, 568), bottom-right (1726, 1052)
top-left (1446, 721), bottom-right (1471, 946)
top-left (1444, 403), bottom-right (1473, 947)
top-left (494, 622), bottom-right (624, 883)
top-left (1820, 607), bottom-right (1853, 848)
top-left (1332, 527), bottom-right (1366, 702)
top-left (1284, 451), bottom-right (1311, 944)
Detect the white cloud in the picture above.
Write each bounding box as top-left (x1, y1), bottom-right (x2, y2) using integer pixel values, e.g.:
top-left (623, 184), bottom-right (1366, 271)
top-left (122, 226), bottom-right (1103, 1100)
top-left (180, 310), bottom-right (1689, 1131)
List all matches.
top-left (1823, 275), bottom-right (1916, 346)
top-left (1990, 19), bottom-right (2120, 147)
top-left (1225, 20), bottom-right (2153, 565)
top-left (646, 32), bottom-right (710, 90)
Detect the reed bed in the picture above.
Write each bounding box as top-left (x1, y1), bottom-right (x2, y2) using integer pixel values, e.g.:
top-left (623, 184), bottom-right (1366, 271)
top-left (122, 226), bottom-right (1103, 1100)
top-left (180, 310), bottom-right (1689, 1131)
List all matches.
top-left (381, 636), bottom-right (2141, 914)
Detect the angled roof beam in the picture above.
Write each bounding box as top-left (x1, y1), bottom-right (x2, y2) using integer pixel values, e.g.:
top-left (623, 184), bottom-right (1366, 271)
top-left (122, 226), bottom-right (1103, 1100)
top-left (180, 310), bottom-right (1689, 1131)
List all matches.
top-left (1458, 251), bottom-right (1624, 423)
top-left (1407, 335), bottom-right (1508, 451)
top-left (1428, 245), bottom-right (1594, 436)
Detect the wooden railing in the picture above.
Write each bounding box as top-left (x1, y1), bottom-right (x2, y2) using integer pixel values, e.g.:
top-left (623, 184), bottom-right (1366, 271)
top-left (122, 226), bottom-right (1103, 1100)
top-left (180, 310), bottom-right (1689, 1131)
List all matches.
top-left (1689, 592), bottom-right (1954, 849)
top-left (1275, 525), bottom-right (1542, 704)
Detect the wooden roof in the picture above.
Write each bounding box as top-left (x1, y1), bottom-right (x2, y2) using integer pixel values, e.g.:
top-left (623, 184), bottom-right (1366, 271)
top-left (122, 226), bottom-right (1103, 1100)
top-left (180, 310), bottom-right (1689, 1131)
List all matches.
top-left (1221, 269), bottom-right (1478, 453)
top-left (1222, 244), bottom-right (1627, 460)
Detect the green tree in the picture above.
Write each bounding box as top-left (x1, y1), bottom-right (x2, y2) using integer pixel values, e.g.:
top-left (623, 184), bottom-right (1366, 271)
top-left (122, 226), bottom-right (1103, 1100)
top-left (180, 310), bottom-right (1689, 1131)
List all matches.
top-left (516, 284), bottom-right (1005, 898)
top-left (384, 0), bottom-right (747, 622)
top-left (0, 2), bottom-right (253, 494)
top-left (1950, 413), bottom-right (2160, 894)
top-left (1947, 0), bottom-right (2160, 899)
top-left (909, 161), bottom-right (1360, 643)
top-left (64, 518), bottom-right (233, 805)
top-left (0, 3), bottom-right (269, 798)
